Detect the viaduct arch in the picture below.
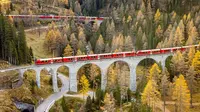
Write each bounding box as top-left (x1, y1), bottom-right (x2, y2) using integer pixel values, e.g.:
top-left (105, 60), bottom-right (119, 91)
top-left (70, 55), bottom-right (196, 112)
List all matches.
top-left (16, 53), bottom-right (172, 93)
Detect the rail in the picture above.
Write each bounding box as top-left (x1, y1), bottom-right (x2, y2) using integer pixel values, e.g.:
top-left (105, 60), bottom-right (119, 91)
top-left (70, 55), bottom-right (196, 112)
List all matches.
top-left (5, 15), bottom-right (108, 20)
top-left (35, 44), bottom-right (199, 65)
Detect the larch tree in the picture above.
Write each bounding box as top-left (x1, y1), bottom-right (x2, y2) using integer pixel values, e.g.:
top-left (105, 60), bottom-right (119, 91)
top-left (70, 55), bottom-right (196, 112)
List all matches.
top-left (120, 65), bottom-right (130, 97)
top-left (76, 49), bottom-right (85, 56)
top-left (89, 64), bottom-right (100, 90)
top-left (111, 34), bottom-right (124, 52)
top-left (137, 10), bottom-right (144, 21)
top-left (164, 24), bottom-right (173, 39)
top-left (106, 20), bottom-right (115, 42)
top-left (0, 0), bottom-right (10, 13)
top-left (78, 28), bottom-right (86, 43)
top-left (104, 43), bottom-right (110, 53)
top-left (78, 40), bottom-right (86, 53)
top-left (70, 33), bottom-right (78, 53)
top-left (141, 79), bottom-right (160, 111)
top-left (161, 69), bottom-right (170, 112)
top-left (103, 93), bottom-right (115, 112)
top-left (147, 1), bottom-right (153, 20)
top-left (142, 33), bottom-right (148, 50)
top-left (174, 26), bottom-right (184, 46)
top-left (136, 27), bottom-right (143, 50)
top-left (140, 0), bottom-right (146, 13)
top-left (124, 36), bottom-right (134, 51)
top-left (192, 51), bottom-right (200, 74)
top-left (155, 25), bottom-right (163, 39)
top-left (188, 47), bottom-right (196, 65)
top-left (187, 20), bottom-right (194, 37)
top-left (154, 9), bottom-right (161, 25)
top-left (167, 26), bottom-right (176, 47)
top-left (171, 51), bottom-right (187, 75)
top-left (63, 44), bottom-right (72, 56)
top-left (107, 66), bottom-right (116, 90)
top-left (172, 75), bottom-right (190, 112)
top-left (74, 1), bottom-right (81, 15)
top-left (79, 74), bottom-right (90, 99)
top-left (149, 63), bottom-right (162, 86)
top-left (186, 26), bottom-right (198, 45)
top-left (186, 66), bottom-right (196, 107)
top-left (95, 35), bottom-right (105, 54)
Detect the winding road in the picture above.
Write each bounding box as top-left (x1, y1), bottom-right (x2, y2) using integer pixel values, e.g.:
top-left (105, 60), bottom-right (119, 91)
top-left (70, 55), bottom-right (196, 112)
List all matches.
top-left (36, 74), bottom-right (69, 112)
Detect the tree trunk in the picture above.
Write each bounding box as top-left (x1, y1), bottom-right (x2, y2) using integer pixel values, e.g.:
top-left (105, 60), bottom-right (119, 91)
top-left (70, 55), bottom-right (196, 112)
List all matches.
top-left (190, 83), bottom-right (193, 108)
top-left (163, 88), bottom-right (166, 112)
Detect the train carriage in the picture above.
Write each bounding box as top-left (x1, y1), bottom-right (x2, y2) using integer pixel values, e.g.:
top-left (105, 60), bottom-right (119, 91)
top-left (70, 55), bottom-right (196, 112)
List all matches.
top-left (76, 55), bottom-right (88, 61)
top-left (112, 52), bottom-right (125, 58)
top-left (35, 58), bottom-right (53, 65)
top-left (124, 51), bottom-right (136, 57)
top-left (99, 53), bottom-right (112, 59)
top-left (52, 57), bottom-right (63, 63)
top-left (63, 56), bottom-right (74, 62)
top-left (136, 50), bottom-right (151, 56)
top-left (151, 49), bottom-right (161, 55)
top-left (87, 54), bottom-right (98, 60)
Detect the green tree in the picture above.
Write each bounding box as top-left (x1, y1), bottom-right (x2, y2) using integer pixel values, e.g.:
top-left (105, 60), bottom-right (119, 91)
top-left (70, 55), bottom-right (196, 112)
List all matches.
top-left (113, 84), bottom-right (121, 106)
top-left (85, 96), bottom-right (92, 112)
top-left (127, 88), bottom-right (131, 102)
top-left (18, 23), bottom-right (29, 64)
top-left (95, 88), bottom-right (104, 107)
top-left (61, 97), bottom-right (70, 112)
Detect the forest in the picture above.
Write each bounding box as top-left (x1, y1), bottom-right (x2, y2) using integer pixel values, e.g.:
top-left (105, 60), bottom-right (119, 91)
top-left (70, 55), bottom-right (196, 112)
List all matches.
top-left (0, 0), bottom-right (200, 112)
top-left (43, 0), bottom-right (200, 111)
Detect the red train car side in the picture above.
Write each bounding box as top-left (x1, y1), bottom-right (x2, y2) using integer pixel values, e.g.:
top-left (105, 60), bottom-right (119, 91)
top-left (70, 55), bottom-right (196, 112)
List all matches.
top-left (35, 59), bottom-right (52, 65)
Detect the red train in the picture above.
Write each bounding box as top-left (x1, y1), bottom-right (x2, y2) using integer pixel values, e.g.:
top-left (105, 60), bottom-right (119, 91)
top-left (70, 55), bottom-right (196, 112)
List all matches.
top-left (35, 45), bottom-right (199, 65)
top-left (6, 15), bottom-right (105, 21)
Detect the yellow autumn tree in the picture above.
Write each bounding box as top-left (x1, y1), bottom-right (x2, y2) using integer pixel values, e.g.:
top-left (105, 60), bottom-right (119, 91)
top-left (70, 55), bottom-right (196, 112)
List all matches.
top-left (107, 66), bottom-right (116, 90)
top-left (103, 93), bottom-right (115, 111)
top-left (149, 63), bottom-right (162, 83)
top-left (64, 44), bottom-right (72, 56)
top-left (141, 79), bottom-right (160, 111)
top-left (188, 47), bottom-right (196, 65)
top-left (79, 75), bottom-right (90, 99)
top-left (192, 51), bottom-right (200, 74)
top-left (172, 75), bottom-right (190, 112)
top-left (0, 0), bottom-right (10, 13)
top-left (154, 9), bottom-right (161, 25)
top-left (76, 49), bottom-right (85, 56)
top-left (155, 25), bottom-right (163, 39)
top-left (174, 26), bottom-right (184, 46)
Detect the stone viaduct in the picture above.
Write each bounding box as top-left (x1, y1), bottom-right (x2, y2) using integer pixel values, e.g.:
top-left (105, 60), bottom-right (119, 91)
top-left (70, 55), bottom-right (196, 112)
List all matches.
top-left (7, 53), bottom-right (172, 93)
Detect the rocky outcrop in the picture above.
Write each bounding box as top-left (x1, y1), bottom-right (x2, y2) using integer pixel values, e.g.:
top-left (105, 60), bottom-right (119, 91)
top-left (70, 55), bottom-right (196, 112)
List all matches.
top-left (0, 71), bottom-right (23, 90)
